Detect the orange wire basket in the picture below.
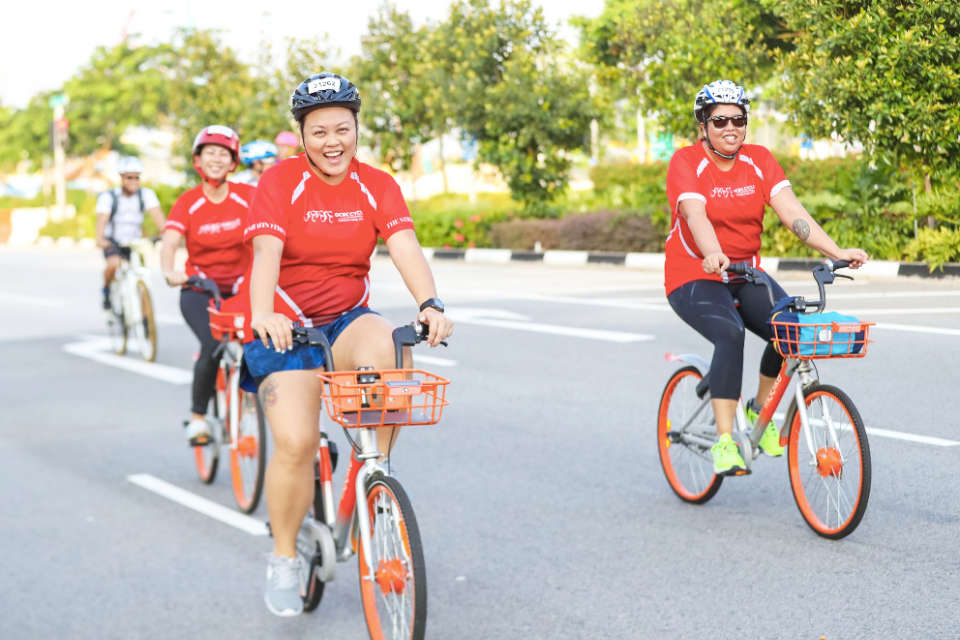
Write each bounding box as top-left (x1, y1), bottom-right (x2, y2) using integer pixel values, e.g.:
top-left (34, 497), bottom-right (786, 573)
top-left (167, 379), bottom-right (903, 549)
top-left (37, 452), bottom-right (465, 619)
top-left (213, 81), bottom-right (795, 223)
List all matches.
top-left (208, 308), bottom-right (244, 342)
top-left (318, 369), bottom-right (450, 428)
top-left (770, 319), bottom-right (875, 359)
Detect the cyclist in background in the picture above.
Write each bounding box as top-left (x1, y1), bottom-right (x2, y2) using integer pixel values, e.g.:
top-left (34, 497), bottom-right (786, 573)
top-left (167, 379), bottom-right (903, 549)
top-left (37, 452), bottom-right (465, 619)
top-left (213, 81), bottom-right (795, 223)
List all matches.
top-left (274, 130), bottom-right (299, 160)
top-left (94, 156), bottom-right (165, 310)
top-left (664, 79), bottom-right (868, 476)
top-left (245, 72), bottom-right (453, 617)
top-left (232, 140), bottom-right (277, 186)
top-left (159, 125), bottom-right (255, 445)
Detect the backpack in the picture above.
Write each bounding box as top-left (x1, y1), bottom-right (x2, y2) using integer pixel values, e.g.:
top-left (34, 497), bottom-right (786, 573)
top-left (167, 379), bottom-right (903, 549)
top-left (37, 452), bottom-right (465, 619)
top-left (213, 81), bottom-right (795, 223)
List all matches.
top-left (108, 187), bottom-right (145, 222)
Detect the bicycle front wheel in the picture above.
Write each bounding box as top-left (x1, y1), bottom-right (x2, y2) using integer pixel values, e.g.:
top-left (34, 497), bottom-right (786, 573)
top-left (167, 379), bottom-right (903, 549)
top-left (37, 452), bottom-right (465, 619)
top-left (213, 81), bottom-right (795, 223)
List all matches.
top-left (107, 282), bottom-right (127, 355)
top-left (785, 384), bottom-right (871, 539)
top-left (358, 473), bottom-right (426, 640)
top-left (194, 370), bottom-right (223, 484)
top-left (230, 384), bottom-right (266, 513)
top-left (136, 280), bottom-right (157, 362)
top-left (657, 366), bottom-right (723, 503)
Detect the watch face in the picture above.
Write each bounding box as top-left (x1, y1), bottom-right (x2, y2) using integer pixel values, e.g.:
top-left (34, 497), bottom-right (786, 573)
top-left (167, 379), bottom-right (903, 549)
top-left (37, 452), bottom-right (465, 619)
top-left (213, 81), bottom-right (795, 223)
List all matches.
top-left (422, 298), bottom-right (444, 312)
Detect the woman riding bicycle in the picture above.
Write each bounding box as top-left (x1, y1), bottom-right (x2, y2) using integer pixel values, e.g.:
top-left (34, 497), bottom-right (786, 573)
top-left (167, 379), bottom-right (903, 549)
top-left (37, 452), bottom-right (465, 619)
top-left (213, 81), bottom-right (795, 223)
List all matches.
top-left (243, 72), bottom-right (453, 617)
top-left (159, 125), bottom-right (255, 445)
top-left (664, 79), bottom-right (868, 476)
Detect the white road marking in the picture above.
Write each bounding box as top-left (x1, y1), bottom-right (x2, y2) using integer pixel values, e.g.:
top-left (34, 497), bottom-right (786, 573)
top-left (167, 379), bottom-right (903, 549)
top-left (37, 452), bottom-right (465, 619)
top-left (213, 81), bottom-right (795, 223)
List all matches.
top-left (0, 292), bottom-right (65, 307)
top-left (127, 474), bottom-right (268, 536)
top-left (63, 336), bottom-right (192, 384)
top-left (413, 354), bottom-right (457, 367)
top-left (772, 413), bottom-right (959, 447)
top-left (873, 322), bottom-right (960, 337)
top-left (447, 308), bottom-right (654, 343)
top-left (846, 307), bottom-right (960, 316)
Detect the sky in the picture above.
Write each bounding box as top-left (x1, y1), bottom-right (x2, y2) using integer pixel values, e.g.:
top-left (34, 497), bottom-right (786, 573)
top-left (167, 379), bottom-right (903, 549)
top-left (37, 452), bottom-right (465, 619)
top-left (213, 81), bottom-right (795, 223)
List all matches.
top-left (0, 0), bottom-right (605, 109)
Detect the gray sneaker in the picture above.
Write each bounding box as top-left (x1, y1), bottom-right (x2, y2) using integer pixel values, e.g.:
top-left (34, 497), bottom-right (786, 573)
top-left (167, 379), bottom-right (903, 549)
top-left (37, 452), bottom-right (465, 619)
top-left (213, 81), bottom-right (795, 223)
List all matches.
top-left (264, 554), bottom-right (303, 617)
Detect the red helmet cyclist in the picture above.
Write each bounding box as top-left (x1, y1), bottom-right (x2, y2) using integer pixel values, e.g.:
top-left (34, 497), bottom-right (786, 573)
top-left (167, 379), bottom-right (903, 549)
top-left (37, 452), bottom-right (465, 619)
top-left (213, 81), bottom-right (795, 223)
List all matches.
top-left (192, 124), bottom-right (240, 187)
top-left (243, 71), bottom-right (454, 616)
top-left (160, 124), bottom-right (255, 445)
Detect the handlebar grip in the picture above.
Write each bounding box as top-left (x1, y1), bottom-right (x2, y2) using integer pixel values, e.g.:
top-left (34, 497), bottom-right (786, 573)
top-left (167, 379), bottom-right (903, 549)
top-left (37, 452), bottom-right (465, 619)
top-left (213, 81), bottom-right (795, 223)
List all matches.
top-left (830, 259), bottom-right (851, 270)
top-left (726, 262), bottom-right (750, 275)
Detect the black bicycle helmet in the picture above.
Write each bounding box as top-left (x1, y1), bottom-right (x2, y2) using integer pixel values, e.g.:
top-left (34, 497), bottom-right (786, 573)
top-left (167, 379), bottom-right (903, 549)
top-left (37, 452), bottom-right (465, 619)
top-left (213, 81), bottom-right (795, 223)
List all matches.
top-left (290, 72), bottom-right (361, 123)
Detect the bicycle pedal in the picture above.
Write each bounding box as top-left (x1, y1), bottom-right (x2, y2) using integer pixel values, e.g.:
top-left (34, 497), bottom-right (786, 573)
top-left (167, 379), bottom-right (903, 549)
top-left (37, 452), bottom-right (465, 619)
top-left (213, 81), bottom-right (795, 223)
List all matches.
top-left (188, 435), bottom-right (212, 447)
top-left (731, 468), bottom-right (752, 476)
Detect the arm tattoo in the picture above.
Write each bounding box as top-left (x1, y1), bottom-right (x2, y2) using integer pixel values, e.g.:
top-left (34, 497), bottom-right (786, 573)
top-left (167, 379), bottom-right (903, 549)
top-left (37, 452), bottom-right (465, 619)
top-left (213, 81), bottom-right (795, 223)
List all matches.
top-left (792, 218), bottom-right (811, 242)
top-left (259, 379), bottom-right (278, 408)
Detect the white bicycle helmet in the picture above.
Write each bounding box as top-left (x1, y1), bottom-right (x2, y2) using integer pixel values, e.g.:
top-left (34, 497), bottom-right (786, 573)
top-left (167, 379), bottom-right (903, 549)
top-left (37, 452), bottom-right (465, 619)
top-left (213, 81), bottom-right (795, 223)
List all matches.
top-left (117, 156), bottom-right (144, 175)
top-left (693, 80), bottom-right (750, 123)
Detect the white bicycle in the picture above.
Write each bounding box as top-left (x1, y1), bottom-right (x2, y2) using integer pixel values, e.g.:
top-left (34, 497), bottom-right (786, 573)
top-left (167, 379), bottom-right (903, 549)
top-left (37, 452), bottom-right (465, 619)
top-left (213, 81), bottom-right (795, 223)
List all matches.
top-left (106, 239), bottom-right (157, 362)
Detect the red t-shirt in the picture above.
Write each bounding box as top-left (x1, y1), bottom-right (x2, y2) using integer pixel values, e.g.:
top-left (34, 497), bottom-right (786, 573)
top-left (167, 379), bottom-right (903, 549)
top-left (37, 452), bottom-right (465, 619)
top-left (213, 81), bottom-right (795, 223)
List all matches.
top-left (165, 182), bottom-right (255, 292)
top-left (243, 155), bottom-right (415, 326)
top-left (664, 143), bottom-right (790, 295)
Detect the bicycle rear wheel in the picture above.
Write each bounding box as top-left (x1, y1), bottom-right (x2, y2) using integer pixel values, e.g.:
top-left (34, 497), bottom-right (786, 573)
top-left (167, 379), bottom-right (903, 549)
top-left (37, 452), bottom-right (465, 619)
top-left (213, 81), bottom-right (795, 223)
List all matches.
top-left (785, 384), bottom-right (871, 539)
top-left (136, 280), bottom-right (157, 362)
top-left (657, 366), bottom-right (723, 503)
top-left (358, 473), bottom-right (426, 640)
top-left (229, 382), bottom-right (266, 514)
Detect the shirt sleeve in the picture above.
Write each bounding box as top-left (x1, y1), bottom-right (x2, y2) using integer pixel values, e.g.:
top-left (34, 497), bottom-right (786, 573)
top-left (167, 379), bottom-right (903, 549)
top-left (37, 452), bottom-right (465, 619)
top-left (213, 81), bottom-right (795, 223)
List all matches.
top-left (759, 147), bottom-right (790, 202)
top-left (666, 150), bottom-right (706, 215)
top-left (95, 191), bottom-right (113, 215)
top-left (164, 194), bottom-right (189, 235)
top-left (142, 188), bottom-right (161, 210)
top-left (243, 172), bottom-right (287, 244)
top-left (373, 175), bottom-right (415, 241)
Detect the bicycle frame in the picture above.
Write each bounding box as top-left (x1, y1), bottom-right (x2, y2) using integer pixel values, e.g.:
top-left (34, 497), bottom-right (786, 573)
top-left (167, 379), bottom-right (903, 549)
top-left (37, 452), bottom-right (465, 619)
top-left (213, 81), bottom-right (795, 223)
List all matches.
top-left (113, 242), bottom-right (151, 332)
top-left (667, 352), bottom-right (825, 472)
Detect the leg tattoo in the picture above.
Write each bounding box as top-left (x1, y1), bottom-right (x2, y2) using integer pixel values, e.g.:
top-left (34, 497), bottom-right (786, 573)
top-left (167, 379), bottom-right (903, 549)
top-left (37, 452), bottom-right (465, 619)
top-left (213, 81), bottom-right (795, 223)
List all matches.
top-left (259, 379), bottom-right (278, 408)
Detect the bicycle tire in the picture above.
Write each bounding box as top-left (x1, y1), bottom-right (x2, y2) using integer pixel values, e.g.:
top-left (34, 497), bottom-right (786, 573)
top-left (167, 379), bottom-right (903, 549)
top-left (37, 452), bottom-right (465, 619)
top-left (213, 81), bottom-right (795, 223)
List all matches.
top-left (136, 280), bottom-right (157, 362)
top-left (194, 371), bottom-right (223, 484)
top-left (230, 376), bottom-right (267, 513)
top-left (301, 460), bottom-right (327, 612)
top-left (657, 365), bottom-right (723, 504)
top-left (784, 384), bottom-right (871, 539)
top-left (358, 473), bottom-right (426, 640)
top-left (107, 282), bottom-right (127, 355)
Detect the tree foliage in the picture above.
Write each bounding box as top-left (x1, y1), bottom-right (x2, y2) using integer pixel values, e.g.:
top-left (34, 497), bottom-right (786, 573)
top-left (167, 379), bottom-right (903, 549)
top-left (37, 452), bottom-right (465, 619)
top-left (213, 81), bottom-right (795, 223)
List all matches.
top-left (775, 0), bottom-right (960, 181)
top-left (351, 5), bottom-right (449, 173)
top-left (577, 0), bottom-right (786, 136)
top-left (438, 0), bottom-right (599, 211)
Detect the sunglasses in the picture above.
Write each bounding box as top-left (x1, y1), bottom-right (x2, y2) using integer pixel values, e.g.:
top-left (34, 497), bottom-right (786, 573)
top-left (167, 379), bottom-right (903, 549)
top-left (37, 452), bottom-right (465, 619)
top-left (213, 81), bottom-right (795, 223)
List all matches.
top-left (707, 115), bottom-right (748, 129)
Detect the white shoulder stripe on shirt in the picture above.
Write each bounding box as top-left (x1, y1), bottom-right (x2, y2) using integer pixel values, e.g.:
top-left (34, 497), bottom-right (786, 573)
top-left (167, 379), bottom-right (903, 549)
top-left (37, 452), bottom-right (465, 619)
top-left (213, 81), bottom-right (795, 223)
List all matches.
top-left (349, 171), bottom-right (378, 210)
top-left (291, 171), bottom-right (311, 205)
top-left (188, 197), bottom-right (206, 215)
top-left (738, 153), bottom-right (764, 181)
top-left (229, 192), bottom-right (249, 208)
top-left (695, 158), bottom-right (709, 178)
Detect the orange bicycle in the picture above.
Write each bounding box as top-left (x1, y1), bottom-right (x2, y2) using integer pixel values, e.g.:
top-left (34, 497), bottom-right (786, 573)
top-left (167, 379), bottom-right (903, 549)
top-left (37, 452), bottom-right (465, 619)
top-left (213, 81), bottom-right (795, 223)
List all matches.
top-left (188, 276), bottom-right (267, 514)
top-left (658, 260), bottom-right (873, 538)
top-left (290, 322), bottom-right (449, 640)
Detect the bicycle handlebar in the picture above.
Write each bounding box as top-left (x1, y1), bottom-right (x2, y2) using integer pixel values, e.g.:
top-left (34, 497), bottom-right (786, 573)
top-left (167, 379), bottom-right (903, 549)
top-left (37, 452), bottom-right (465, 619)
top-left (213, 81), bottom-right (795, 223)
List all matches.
top-left (185, 275), bottom-right (222, 310)
top-left (254, 321), bottom-right (443, 371)
top-left (725, 259), bottom-right (853, 313)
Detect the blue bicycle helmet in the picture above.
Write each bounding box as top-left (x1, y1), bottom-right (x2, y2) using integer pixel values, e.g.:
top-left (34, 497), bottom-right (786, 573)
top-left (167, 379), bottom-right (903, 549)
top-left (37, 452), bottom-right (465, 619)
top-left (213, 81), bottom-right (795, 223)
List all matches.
top-left (239, 140), bottom-right (277, 166)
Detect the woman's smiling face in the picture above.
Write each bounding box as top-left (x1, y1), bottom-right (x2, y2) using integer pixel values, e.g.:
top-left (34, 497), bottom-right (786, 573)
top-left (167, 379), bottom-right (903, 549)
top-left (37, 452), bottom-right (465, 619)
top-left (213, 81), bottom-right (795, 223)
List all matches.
top-left (302, 107), bottom-right (357, 183)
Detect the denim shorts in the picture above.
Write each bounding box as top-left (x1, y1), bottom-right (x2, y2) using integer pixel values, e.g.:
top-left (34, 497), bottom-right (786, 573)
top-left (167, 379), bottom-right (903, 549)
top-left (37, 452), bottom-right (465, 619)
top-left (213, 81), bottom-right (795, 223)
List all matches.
top-left (240, 307), bottom-right (377, 392)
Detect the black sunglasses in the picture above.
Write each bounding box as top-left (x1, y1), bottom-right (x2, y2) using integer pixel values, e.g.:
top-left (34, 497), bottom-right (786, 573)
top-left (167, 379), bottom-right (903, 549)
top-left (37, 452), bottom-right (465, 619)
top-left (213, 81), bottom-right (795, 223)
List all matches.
top-left (707, 115), bottom-right (748, 129)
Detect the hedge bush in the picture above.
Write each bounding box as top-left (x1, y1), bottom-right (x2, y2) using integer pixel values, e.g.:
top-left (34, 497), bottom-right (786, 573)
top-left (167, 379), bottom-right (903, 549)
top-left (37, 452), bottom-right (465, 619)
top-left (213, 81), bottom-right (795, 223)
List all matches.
top-left (489, 210), bottom-right (662, 252)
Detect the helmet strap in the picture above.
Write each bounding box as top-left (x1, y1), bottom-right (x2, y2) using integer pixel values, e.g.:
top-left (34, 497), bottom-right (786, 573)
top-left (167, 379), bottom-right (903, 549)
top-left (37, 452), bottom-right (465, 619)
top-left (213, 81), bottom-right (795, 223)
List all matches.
top-left (193, 157), bottom-right (235, 188)
top-left (700, 120), bottom-right (742, 160)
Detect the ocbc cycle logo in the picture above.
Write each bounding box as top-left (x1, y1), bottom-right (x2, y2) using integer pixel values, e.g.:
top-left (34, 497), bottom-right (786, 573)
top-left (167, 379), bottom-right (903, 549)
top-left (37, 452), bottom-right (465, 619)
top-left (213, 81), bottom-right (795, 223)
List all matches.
top-left (304, 210), bottom-right (334, 223)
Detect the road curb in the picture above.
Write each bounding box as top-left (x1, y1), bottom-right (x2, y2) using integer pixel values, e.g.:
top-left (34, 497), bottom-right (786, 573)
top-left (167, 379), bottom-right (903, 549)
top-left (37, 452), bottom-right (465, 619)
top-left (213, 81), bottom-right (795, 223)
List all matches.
top-left (374, 246), bottom-right (959, 279)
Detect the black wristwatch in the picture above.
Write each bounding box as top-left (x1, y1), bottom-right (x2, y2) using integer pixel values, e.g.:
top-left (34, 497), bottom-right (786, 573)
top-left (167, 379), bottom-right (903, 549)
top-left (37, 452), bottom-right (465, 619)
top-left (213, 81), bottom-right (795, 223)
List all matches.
top-left (418, 297), bottom-right (445, 313)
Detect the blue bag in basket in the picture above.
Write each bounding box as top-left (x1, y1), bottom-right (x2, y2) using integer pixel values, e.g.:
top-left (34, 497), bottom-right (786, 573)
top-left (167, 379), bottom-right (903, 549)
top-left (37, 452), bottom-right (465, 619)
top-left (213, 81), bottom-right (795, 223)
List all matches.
top-left (768, 297), bottom-right (865, 357)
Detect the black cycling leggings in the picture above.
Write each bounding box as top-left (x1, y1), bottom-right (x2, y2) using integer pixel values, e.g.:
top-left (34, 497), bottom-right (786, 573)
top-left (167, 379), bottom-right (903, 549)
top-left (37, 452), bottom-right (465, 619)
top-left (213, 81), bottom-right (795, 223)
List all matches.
top-left (667, 276), bottom-right (788, 400)
top-left (180, 288), bottom-right (234, 415)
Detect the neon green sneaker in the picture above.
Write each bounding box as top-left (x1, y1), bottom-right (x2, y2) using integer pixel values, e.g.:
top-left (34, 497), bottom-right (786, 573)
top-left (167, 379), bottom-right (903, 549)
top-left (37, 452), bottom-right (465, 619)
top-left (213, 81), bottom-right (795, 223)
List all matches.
top-left (712, 433), bottom-right (747, 476)
top-left (746, 400), bottom-right (785, 457)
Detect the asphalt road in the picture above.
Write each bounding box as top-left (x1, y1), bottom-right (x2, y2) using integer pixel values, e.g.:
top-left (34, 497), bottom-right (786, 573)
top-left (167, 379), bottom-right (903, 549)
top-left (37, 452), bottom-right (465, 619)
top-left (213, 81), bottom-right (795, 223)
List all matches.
top-left (2, 246), bottom-right (959, 639)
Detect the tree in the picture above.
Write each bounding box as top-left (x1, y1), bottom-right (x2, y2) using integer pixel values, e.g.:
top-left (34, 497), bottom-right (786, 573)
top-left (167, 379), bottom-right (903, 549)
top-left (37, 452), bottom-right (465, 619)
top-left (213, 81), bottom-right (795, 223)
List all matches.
top-left (577, 0), bottom-right (786, 137)
top-left (61, 41), bottom-right (171, 156)
top-left (351, 5), bottom-right (451, 176)
top-left (775, 0), bottom-right (960, 190)
top-left (438, 0), bottom-right (599, 211)
top-left (0, 95), bottom-right (53, 170)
